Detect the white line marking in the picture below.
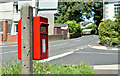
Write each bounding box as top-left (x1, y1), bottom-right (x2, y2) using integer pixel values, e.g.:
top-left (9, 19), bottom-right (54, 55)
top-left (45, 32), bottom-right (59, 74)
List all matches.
top-left (74, 40), bottom-right (81, 42)
top-left (0, 45), bottom-right (18, 47)
top-left (75, 48), bottom-right (79, 51)
top-left (75, 52), bottom-right (118, 55)
top-left (84, 46), bottom-right (87, 48)
top-left (80, 47), bottom-right (84, 49)
top-left (38, 51), bottom-right (74, 63)
top-left (0, 51), bottom-right (17, 54)
top-left (52, 43), bottom-right (68, 47)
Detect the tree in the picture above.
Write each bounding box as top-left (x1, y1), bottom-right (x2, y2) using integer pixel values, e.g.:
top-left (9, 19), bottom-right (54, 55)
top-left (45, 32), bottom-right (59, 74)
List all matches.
top-left (55, 2), bottom-right (94, 24)
top-left (93, 2), bottom-right (103, 34)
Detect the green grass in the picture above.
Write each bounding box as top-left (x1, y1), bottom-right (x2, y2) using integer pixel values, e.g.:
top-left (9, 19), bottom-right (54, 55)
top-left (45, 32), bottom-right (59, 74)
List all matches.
top-left (0, 60), bottom-right (96, 74)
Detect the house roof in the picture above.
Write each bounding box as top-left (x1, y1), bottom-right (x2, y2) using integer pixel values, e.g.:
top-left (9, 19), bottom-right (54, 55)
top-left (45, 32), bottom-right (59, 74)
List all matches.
top-left (54, 24), bottom-right (68, 28)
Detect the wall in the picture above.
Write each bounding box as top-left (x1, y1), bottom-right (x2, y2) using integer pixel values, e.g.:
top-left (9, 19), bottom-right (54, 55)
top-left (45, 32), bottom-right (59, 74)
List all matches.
top-left (2, 21), bottom-right (8, 42)
top-left (69, 33), bottom-right (81, 39)
top-left (54, 28), bottom-right (62, 34)
top-left (54, 27), bottom-right (70, 39)
top-left (7, 34), bottom-right (18, 42)
top-left (104, 3), bottom-right (115, 20)
top-left (61, 29), bottom-right (69, 39)
top-left (48, 34), bottom-right (64, 41)
top-left (0, 2), bottom-right (13, 20)
top-left (0, 34), bottom-right (3, 42)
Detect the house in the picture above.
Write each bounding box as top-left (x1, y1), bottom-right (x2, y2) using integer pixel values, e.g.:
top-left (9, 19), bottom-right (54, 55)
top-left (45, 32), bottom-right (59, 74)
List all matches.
top-left (0, 0), bottom-right (58, 42)
top-left (103, 1), bottom-right (120, 20)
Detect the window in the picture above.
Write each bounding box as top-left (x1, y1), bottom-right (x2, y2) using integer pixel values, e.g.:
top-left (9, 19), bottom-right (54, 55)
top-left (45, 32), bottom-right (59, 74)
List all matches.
top-left (114, 4), bottom-right (120, 15)
top-left (0, 21), bottom-right (2, 32)
top-left (14, 4), bottom-right (18, 13)
top-left (14, 24), bottom-right (18, 32)
top-left (105, 2), bottom-right (108, 4)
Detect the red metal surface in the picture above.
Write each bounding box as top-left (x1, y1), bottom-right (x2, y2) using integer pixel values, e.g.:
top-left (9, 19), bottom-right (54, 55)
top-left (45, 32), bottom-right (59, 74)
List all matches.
top-left (18, 16), bottom-right (49, 60)
top-left (18, 19), bottom-right (21, 59)
top-left (33, 16), bottom-right (49, 60)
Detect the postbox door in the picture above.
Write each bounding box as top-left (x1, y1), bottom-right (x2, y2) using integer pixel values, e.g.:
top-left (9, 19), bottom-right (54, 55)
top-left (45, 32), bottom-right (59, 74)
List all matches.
top-left (40, 26), bottom-right (48, 59)
top-left (40, 34), bottom-right (48, 58)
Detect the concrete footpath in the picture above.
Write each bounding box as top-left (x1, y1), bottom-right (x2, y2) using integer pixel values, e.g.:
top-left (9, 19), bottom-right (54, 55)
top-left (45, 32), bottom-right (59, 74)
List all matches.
top-left (88, 41), bottom-right (119, 51)
top-left (89, 41), bottom-right (119, 74)
top-left (92, 64), bottom-right (120, 74)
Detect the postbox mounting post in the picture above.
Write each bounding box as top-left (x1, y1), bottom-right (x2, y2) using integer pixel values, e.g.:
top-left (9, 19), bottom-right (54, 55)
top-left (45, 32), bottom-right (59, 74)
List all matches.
top-left (21, 3), bottom-right (33, 74)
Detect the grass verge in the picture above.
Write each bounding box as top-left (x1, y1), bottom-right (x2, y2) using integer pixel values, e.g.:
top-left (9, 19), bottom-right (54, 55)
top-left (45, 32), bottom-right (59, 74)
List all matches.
top-left (0, 60), bottom-right (96, 74)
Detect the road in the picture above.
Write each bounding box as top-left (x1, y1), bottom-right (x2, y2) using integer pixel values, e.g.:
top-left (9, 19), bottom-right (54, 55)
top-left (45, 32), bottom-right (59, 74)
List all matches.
top-left (0, 35), bottom-right (119, 74)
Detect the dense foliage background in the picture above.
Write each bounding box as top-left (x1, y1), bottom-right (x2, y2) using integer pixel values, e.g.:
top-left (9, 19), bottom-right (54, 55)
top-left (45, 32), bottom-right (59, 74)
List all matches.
top-left (98, 11), bottom-right (120, 46)
top-left (54, 2), bottom-right (103, 34)
top-left (64, 20), bottom-right (82, 35)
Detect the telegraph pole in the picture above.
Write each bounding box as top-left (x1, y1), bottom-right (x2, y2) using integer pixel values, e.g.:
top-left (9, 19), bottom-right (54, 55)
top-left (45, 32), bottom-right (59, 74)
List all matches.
top-left (21, 3), bottom-right (33, 74)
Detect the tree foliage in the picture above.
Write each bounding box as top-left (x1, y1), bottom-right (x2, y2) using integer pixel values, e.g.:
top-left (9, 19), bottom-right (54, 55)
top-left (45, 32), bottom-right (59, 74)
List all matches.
top-left (93, 2), bottom-right (103, 34)
top-left (55, 2), bottom-right (103, 35)
top-left (64, 20), bottom-right (82, 35)
top-left (55, 2), bottom-right (94, 24)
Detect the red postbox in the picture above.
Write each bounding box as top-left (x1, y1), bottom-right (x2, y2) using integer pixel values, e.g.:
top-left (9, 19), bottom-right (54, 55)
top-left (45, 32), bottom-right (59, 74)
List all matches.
top-left (18, 16), bottom-right (49, 60)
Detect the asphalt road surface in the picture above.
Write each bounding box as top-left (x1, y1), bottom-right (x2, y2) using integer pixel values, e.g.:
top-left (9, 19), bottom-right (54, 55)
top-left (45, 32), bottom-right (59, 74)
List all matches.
top-left (0, 35), bottom-right (119, 66)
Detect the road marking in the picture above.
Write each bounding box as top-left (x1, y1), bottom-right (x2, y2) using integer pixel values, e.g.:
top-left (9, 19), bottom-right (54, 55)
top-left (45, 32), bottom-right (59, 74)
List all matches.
top-left (75, 52), bottom-right (118, 55)
top-left (0, 45), bottom-right (18, 47)
top-left (37, 51), bottom-right (74, 63)
top-left (75, 48), bottom-right (79, 51)
top-left (80, 47), bottom-right (84, 49)
top-left (74, 39), bottom-right (81, 42)
top-left (37, 47), bottom-right (81, 63)
top-left (51, 43), bottom-right (68, 47)
top-left (0, 51), bottom-right (17, 54)
top-left (84, 46), bottom-right (87, 48)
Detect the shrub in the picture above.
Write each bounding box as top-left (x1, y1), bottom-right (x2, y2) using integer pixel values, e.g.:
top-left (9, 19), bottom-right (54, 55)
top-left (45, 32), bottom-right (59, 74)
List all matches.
top-left (64, 20), bottom-right (82, 35)
top-left (98, 19), bottom-right (120, 46)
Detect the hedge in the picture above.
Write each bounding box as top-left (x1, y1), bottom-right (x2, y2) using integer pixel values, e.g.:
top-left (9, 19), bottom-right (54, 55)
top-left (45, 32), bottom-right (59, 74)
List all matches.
top-left (98, 19), bottom-right (120, 46)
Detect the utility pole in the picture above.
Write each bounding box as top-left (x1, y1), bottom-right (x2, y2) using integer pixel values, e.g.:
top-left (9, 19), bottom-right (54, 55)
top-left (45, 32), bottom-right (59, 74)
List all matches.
top-left (21, 3), bottom-right (33, 74)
